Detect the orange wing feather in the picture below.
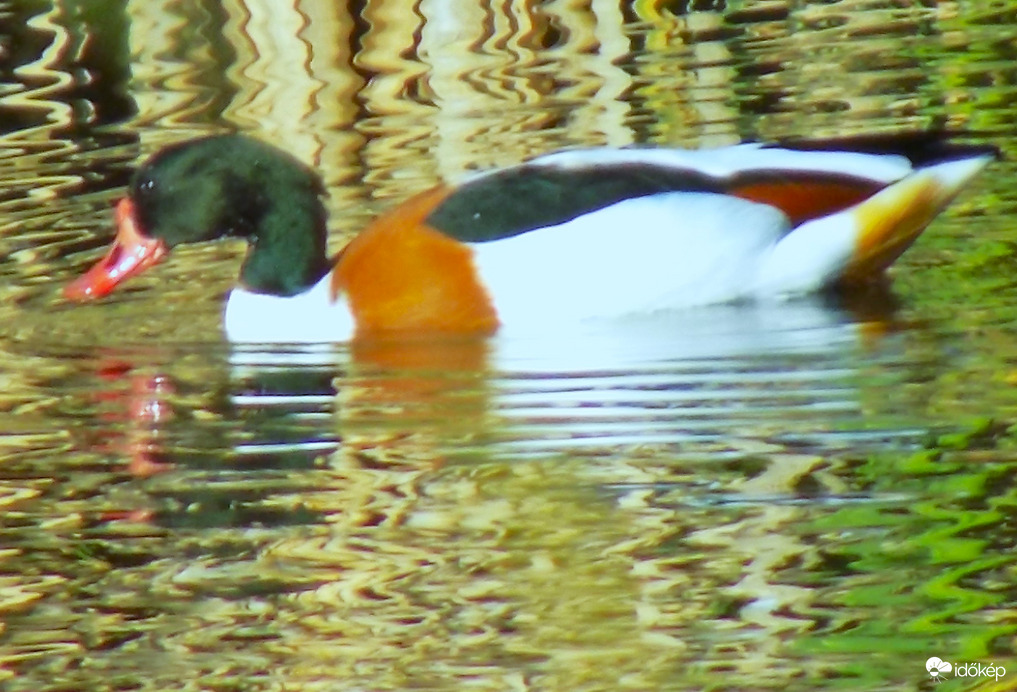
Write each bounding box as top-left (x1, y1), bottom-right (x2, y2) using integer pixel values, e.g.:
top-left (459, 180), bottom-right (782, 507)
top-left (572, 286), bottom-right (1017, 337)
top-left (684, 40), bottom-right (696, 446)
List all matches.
top-left (731, 178), bottom-right (883, 225)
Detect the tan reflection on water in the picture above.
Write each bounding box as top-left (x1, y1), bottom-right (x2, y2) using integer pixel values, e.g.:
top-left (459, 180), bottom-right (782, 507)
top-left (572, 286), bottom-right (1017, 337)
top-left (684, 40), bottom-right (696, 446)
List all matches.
top-left (417, 0), bottom-right (636, 176)
top-left (220, 1), bottom-right (363, 178)
top-left (3, 5), bottom-right (73, 138)
top-left (224, 324), bottom-right (864, 687)
top-left (125, 0), bottom-right (217, 135)
top-left (0, 329), bottom-right (866, 688)
top-left (111, 0), bottom-right (1000, 208)
top-left (117, 0), bottom-right (997, 211)
top-left (0, 4), bottom-right (79, 211)
top-left (197, 364), bottom-right (837, 688)
top-left (0, 0), bottom-right (1014, 689)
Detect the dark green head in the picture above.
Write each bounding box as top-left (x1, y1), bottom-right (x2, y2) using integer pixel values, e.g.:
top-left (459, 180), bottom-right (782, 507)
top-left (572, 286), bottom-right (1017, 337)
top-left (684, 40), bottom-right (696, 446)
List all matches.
top-left (130, 134), bottom-right (331, 296)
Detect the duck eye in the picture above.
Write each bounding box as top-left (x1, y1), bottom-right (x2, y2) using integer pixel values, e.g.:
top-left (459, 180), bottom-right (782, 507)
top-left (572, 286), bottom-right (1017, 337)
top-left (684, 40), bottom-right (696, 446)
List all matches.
top-left (137, 178), bottom-right (156, 195)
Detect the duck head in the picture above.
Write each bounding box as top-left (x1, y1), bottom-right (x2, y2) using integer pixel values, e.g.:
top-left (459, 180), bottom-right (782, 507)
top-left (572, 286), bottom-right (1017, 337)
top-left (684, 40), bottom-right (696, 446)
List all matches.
top-left (65, 134), bottom-right (331, 300)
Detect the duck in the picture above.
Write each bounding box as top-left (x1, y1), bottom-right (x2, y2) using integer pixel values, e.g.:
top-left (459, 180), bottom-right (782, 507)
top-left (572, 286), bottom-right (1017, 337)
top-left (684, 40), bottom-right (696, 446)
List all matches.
top-left (64, 133), bottom-right (996, 343)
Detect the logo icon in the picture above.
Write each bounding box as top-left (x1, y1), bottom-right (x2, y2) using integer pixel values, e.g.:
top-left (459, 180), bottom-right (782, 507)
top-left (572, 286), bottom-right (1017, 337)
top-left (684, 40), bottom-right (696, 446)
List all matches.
top-left (927, 657), bottom-right (952, 682)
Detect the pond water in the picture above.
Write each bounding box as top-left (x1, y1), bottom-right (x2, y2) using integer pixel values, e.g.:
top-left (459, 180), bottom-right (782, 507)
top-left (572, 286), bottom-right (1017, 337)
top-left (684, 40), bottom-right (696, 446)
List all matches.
top-left (2, 1), bottom-right (1017, 690)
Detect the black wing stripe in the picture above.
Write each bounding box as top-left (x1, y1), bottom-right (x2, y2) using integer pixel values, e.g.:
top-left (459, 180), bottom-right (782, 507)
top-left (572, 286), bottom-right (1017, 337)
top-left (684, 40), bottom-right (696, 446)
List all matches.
top-left (427, 163), bottom-right (887, 243)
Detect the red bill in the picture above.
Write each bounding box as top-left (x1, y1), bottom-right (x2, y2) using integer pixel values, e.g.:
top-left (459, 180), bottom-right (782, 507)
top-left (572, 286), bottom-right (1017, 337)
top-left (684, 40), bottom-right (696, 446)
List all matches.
top-left (64, 197), bottom-right (167, 301)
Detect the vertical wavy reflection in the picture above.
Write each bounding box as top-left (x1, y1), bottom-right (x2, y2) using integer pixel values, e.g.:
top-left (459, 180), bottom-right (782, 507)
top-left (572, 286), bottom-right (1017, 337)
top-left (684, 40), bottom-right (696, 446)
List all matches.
top-left (0, 1), bottom-right (1014, 690)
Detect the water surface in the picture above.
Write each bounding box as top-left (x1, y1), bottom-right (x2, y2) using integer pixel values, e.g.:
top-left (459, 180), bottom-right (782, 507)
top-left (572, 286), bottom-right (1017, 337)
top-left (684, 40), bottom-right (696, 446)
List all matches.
top-left (1, 1), bottom-right (1017, 690)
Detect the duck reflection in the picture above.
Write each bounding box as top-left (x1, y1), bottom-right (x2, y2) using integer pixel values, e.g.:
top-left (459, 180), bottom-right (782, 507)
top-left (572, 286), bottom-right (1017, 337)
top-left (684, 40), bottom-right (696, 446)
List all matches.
top-left (339, 335), bottom-right (494, 469)
top-left (88, 288), bottom-right (902, 481)
top-left (66, 290), bottom-right (933, 687)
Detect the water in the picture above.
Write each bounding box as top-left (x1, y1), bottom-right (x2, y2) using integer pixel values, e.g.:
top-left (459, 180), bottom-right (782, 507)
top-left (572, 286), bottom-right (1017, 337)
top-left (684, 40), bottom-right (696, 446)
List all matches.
top-left (2, 1), bottom-right (1017, 690)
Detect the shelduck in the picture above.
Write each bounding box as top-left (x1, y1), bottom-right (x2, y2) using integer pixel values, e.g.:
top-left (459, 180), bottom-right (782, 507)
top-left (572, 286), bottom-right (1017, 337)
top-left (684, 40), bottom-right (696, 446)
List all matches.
top-left (64, 133), bottom-right (996, 342)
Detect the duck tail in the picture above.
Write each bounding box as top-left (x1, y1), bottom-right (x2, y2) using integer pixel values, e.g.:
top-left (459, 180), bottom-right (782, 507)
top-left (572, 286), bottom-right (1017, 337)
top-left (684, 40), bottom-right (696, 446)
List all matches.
top-left (837, 153), bottom-right (995, 283)
top-left (755, 149), bottom-right (995, 295)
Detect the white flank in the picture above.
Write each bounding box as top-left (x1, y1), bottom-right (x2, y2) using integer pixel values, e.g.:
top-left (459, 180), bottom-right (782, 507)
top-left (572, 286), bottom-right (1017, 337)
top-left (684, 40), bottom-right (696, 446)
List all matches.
top-left (224, 274), bottom-right (354, 343)
top-left (752, 212), bottom-right (857, 295)
top-left (471, 192), bottom-right (789, 335)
